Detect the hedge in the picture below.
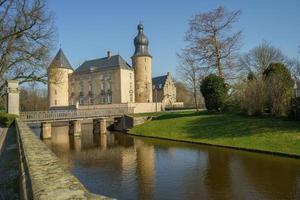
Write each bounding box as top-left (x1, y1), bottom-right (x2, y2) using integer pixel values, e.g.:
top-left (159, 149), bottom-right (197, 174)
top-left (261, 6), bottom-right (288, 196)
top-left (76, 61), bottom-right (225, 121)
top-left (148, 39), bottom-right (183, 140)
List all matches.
top-left (0, 112), bottom-right (17, 127)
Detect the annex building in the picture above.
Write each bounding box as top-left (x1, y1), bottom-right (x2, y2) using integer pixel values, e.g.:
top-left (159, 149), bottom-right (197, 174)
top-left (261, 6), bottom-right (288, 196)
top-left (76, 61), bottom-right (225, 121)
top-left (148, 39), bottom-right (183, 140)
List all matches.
top-left (47, 24), bottom-right (183, 113)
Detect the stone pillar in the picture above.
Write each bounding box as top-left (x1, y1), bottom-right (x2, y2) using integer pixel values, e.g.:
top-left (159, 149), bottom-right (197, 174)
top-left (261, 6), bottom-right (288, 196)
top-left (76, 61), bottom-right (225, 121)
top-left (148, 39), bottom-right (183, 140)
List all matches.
top-left (100, 134), bottom-right (107, 150)
top-left (93, 118), bottom-right (107, 134)
top-left (41, 122), bottom-right (52, 139)
top-left (6, 80), bottom-right (19, 115)
top-left (100, 118), bottom-right (107, 134)
top-left (69, 120), bottom-right (81, 137)
top-left (73, 137), bottom-right (82, 152)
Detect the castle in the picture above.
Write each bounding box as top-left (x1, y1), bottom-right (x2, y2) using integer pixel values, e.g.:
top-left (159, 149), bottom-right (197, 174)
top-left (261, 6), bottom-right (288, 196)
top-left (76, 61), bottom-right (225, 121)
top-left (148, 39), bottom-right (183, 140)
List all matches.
top-left (47, 24), bottom-right (181, 112)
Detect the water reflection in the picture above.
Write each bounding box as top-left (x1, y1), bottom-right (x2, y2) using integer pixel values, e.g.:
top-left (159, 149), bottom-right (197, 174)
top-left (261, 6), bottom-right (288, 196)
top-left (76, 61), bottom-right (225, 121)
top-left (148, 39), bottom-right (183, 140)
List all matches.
top-left (36, 123), bottom-right (300, 200)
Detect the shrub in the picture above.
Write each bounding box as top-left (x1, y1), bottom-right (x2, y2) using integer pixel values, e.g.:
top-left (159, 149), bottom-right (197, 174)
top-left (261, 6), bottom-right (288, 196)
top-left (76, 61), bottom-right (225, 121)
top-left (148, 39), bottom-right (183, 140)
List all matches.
top-left (241, 78), bottom-right (266, 116)
top-left (263, 63), bottom-right (294, 116)
top-left (200, 74), bottom-right (228, 112)
top-left (0, 112), bottom-right (17, 127)
top-left (290, 97), bottom-right (300, 121)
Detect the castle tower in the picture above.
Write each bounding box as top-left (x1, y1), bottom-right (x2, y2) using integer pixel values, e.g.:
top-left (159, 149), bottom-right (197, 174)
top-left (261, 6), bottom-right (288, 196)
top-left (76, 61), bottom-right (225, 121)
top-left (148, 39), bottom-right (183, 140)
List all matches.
top-left (48, 49), bottom-right (73, 109)
top-left (132, 24), bottom-right (153, 103)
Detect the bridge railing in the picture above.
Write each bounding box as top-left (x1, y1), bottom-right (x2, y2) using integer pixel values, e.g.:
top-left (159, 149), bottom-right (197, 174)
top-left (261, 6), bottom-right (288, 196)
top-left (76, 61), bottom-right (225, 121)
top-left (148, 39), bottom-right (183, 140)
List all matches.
top-left (20, 106), bottom-right (134, 122)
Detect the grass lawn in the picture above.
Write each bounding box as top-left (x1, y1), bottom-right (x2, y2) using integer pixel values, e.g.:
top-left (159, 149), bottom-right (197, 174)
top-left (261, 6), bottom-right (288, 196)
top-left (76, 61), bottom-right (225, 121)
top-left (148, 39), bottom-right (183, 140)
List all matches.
top-left (130, 111), bottom-right (300, 155)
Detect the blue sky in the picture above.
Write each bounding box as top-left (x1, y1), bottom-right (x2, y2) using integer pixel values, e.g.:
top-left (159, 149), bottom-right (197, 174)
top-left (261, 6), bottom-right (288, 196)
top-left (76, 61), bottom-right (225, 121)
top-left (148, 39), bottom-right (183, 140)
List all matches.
top-left (48, 0), bottom-right (300, 78)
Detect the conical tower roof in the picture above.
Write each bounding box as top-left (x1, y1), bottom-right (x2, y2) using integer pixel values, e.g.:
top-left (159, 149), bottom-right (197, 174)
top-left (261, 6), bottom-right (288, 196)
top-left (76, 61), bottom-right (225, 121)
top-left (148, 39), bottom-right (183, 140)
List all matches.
top-left (49, 49), bottom-right (73, 70)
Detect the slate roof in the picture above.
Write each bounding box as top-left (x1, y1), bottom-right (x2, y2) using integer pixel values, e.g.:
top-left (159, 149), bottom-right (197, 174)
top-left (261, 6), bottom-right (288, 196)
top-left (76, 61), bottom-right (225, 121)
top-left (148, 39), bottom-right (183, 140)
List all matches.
top-left (74, 55), bottom-right (132, 74)
top-left (152, 75), bottom-right (168, 90)
top-left (49, 49), bottom-right (73, 70)
top-left (133, 24), bottom-right (151, 57)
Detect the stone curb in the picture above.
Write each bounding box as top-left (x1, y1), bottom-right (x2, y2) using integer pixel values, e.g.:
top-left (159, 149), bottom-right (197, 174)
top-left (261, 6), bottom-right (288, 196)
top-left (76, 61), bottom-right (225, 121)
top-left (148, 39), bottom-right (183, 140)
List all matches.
top-left (16, 119), bottom-right (114, 200)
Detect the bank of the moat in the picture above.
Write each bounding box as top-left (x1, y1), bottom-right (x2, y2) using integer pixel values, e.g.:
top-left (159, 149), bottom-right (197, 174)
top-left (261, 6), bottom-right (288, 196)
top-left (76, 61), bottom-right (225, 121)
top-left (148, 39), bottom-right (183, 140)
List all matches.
top-left (38, 123), bottom-right (300, 200)
top-left (130, 111), bottom-right (300, 157)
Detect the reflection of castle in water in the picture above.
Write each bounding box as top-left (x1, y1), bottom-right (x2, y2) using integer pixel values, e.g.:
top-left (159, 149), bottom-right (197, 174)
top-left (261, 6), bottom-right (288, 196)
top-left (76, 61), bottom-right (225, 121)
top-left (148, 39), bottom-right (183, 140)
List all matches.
top-left (44, 123), bottom-right (156, 199)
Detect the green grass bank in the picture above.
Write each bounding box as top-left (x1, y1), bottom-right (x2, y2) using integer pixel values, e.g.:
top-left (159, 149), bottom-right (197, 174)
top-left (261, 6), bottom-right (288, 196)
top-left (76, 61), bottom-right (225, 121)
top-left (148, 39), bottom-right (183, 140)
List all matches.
top-left (130, 111), bottom-right (300, 156)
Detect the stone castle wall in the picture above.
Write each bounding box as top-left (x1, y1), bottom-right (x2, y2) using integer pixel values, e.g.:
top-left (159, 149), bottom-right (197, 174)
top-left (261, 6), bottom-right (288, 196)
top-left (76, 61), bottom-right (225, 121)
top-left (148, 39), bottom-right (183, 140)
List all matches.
top-left (48, 68), bottom-right (73, 108)
top-left (69, 68), bottom-right (135, 106)
top-left (133, 56), bottom-right (153, 103)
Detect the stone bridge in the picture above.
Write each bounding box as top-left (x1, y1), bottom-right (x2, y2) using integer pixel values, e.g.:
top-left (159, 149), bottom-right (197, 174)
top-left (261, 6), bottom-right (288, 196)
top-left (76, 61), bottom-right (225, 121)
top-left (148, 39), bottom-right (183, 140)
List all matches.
top-left (18, 105), bottom-right (134, 139)
top-left (19, 107), bottom-right (133, 123)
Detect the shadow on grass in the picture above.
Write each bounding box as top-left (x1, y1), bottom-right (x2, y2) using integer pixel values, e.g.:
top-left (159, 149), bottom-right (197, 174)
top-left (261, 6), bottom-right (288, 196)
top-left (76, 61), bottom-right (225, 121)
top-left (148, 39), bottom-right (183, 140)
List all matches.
top-left (175, 113), bottom-right (300, 140)
top-left (154, 110), bottom-right (211, 120)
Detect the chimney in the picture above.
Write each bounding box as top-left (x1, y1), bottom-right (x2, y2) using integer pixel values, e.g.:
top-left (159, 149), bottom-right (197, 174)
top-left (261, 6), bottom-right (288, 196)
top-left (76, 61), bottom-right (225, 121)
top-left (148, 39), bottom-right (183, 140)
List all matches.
top-left (107, 51), bottom-right (112, 59)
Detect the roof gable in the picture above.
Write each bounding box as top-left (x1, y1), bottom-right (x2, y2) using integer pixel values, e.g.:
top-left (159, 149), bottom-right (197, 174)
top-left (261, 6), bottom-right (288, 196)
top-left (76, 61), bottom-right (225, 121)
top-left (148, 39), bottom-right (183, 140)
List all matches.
top-left (152, 75), bottom-right (168, 89)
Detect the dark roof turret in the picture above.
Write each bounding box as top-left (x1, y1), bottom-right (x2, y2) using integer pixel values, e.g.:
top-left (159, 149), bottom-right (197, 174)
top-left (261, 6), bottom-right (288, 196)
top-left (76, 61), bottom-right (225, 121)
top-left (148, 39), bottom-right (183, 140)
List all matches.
top-left (132, 24), bottom-right (151, 57)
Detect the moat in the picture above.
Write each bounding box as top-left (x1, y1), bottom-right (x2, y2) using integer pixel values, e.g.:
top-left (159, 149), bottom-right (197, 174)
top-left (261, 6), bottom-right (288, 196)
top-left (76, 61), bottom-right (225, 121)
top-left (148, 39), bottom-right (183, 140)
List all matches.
top-left (32, 123), bottom-right (300, 200)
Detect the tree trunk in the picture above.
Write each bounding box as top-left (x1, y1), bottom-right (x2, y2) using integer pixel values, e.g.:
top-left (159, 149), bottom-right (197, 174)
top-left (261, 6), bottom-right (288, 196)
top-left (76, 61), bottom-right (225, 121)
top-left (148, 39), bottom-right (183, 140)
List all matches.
top-left (193, 85), bottom-right (199, 111)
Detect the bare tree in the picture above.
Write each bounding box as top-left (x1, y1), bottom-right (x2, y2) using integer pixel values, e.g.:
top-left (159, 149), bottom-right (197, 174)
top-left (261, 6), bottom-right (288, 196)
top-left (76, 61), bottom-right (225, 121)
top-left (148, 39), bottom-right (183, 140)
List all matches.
top-left (241, 78), bottom-right (266, 116)
top-left (239, 42), bottom-right (286, 76)
top-left (177, 50), bottom-right (201, 110)
top-left (175, 81), bottom-right (204, 108)
top-left (0, 0), bottom-right (54, 96)
top-left (288, 46), bottom-right (300, 79)
top-left (20, 86), bottom-right (48, 111)
top-left (185, 6), bottom-right (241, 78)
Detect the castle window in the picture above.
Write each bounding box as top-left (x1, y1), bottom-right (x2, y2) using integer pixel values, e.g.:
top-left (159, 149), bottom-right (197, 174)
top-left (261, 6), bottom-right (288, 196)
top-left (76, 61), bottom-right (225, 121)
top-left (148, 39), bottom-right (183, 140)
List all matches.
top-left (107, 94), bottom-right (112, 104)
top-left (100, 95), bottom-right (106, 104)
top-left (130, 93), bottom-right (133, 102)
top-left (100, 82), bottom-right (105, 90)
top-left (79, 96), bottom-right (84, 105)
top-left (55, 90), bottom-right (57, 95)
top-left (55, 100), bottom-right (57, 105)
top-left (107, 81), bottom-right (112, 90)
top-left (80, 80), bottom-right (84, 92)
top-left (88, 96), bottom-right (93, 104)
top-left (105, 74), bottom-right (112, 81)
top-left (89, 83), bottom-right (92, 92)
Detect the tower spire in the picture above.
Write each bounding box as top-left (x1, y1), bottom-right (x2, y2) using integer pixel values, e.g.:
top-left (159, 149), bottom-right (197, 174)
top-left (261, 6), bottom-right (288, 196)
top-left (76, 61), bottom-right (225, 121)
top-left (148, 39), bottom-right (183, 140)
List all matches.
top-left (132, 23), bottom-right (151, 57)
